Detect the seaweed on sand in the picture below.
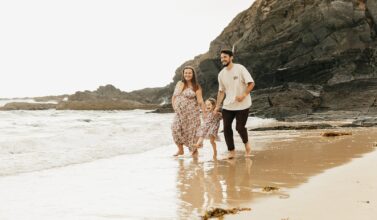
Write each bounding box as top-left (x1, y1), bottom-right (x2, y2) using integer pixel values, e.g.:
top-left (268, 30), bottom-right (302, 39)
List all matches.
top-left (321, 132), bottom-right (352, 137)
top-left (202, 207), bottom-right (251, 219)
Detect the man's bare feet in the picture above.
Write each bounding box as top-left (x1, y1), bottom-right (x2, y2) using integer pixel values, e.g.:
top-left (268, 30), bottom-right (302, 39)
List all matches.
top-left (226, 150), bottom-right (236, 159)
top-left (245, 142), bottom-right (253, 157)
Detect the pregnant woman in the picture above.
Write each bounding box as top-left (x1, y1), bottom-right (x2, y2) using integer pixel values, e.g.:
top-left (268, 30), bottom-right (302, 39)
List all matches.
top-left (171, 66), bottom-right (205, 157)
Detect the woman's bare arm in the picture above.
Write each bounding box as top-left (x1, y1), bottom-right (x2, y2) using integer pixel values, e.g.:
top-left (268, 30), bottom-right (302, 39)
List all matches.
top-left (172, 81), bottom-right (183, 111)
top-left (196, 87), bottom-right (206, 116)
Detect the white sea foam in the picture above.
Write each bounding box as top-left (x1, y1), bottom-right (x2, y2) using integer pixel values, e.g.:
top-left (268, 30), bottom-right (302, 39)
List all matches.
top-left (0, 109), bottom-right (276, 176)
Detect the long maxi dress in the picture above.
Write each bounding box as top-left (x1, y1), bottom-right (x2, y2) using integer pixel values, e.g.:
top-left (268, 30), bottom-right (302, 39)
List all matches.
top-left (171, 86), bottom-right (201, 151)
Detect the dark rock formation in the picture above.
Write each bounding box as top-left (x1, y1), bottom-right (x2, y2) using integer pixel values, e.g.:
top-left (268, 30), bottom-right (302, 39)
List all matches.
top-left (251, 83), bottom-right (322, 119)
top-left (1, 85), bottom-right (164, 111)
top-left (57, 85), bottom-right (159, 110)
top-left (342, 116), bottom-right (377, 127)
top-left (148, 104), bottom-right (174, 113)
top-left (154, 0), bottom-right (377, 119)
top-left (56, 100), bottom-right (157, 110)
top-left (250, 123), bottom-right (333, 131)
top-left (33, 95), bottom-right (69, 103)
top-left (66, 84), bottom-right (168, 105)
top-left (0, 102), bottom-right (57, 110)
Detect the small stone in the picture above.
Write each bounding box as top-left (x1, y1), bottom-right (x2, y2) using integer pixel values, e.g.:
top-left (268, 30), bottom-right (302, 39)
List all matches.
top-left (262, 186), bottom-right (279, 192)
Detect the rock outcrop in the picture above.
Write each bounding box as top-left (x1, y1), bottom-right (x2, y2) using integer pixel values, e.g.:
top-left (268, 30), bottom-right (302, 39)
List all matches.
top-left (56, 85), bottom-right (159, 110)
top-left (157, 0), bottom-right (377, 119)
top-left (33, 95), bottom-right (69, 103)
top-left (56, 100), bottom-right (157, 110)
top-left (0, 102), bottom-right (57, 110)
top-left (1, 85), bottom-right (163, 111)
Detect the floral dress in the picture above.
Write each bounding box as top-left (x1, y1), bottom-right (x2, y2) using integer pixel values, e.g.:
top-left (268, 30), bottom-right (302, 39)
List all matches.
top-left (171, 86), bottom-right (200, 150)
top-left (197, 112), bottom-right (222, 141)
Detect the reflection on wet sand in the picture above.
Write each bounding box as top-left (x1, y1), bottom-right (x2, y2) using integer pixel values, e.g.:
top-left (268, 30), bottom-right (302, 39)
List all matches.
top-left (176, 128), bottom-right (377, 219)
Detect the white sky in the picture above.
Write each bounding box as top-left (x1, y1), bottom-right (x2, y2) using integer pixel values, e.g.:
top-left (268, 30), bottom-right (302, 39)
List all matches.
top-left (0, 0), bottom-right (254, 98)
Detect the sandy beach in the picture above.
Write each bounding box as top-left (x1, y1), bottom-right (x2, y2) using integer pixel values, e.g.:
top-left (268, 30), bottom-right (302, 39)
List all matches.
top-left (2, 0), bottom-right (377, 219)
top-left (231, 148), bottom-right (377, 220)
top-left (0, 123), bottom-right (376, 220)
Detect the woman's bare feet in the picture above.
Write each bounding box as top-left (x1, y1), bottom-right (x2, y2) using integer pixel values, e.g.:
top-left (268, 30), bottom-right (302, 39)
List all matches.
top-left (173, 150), bottom-right (184, 157)
top-left (174, 144), bottom-right (184, 157)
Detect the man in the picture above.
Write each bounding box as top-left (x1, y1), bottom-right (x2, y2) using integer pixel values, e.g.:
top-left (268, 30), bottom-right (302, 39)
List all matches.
top-left (214, 49), bottom-right (255, 159)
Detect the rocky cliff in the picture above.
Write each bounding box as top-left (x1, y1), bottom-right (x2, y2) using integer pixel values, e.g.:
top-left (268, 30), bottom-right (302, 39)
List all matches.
top-left (163, 0), bottom-right (377, 119)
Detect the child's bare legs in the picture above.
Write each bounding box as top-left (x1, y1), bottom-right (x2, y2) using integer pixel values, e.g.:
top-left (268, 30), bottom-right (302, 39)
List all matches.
top-left (193, 137), bottom-right (204, 148)
top-left (210, 136), bottom-right (217, 158)
top-left (191, 137), bottom-right (206, 156)
top-left (173, 143), bottom-right (184, 157)
top-left (191, 148), bottom-right (199, 157)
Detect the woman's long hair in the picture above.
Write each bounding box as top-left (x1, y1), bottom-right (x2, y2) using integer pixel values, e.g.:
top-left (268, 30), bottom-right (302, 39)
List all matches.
top-left (181, 66), bottom-right (200, 92)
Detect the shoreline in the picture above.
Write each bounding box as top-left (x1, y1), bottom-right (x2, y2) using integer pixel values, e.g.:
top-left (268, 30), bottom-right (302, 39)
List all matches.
top-left (0, 123), bottom-right (376, 219)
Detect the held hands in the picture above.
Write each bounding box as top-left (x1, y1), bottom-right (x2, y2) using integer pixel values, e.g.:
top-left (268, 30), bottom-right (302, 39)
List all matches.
top-left (213, 106), bottom-right (220, 114)
top-left (213, 106), bottom-right (222, 117)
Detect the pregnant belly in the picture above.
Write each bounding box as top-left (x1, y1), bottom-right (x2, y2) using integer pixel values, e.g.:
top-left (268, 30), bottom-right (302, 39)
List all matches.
top-left (175, 99), bottom-right (197, 114)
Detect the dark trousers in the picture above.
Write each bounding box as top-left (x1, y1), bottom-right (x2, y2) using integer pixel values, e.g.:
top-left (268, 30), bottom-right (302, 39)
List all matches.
top-left (222, 108), bottom-right (249, 151)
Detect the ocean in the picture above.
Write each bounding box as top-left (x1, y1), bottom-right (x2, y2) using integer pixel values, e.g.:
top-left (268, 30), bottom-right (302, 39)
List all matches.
top-left (0, 100), bottom-right (276, 177)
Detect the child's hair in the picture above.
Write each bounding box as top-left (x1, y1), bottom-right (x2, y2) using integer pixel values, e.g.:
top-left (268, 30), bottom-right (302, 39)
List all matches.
top-left (206, 98), bottom-right (216, 107)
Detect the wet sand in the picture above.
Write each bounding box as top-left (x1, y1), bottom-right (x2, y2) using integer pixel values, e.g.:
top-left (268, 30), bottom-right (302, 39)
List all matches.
top-left (228, 128), bottom-right (377, 220)
top-left (231, 149), bottom-right (377, 220)
top-left (0, 126), bottom-right (376, 219)
top-left (179, 127), bottom-right (377, 219)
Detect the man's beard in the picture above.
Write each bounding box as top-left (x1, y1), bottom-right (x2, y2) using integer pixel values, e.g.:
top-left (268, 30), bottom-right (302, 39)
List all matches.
top-left (222, 61), bottom-right (229, 67)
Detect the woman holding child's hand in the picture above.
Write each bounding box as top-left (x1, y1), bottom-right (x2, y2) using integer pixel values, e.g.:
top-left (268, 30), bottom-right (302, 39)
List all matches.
top-left (171, 66), bottom-right (205, 157)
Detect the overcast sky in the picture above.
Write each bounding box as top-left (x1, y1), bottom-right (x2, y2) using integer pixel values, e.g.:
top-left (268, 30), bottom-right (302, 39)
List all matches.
top-left (0, 0), bottom-right (254, 98)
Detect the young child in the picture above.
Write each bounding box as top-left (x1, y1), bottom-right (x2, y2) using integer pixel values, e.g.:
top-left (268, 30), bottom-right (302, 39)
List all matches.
top-left (192, 98), bottom-right (222, 157)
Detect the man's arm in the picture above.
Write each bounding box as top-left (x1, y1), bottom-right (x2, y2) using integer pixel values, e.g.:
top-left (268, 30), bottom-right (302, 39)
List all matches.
top-left (236, 82), bottom-right (255, 102)
top-left (214, 90), bottom-right (225, 113)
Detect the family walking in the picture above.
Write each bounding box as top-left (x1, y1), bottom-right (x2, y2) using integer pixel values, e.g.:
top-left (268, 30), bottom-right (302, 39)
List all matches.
top-left (171, 49), bottom-right (255, 159)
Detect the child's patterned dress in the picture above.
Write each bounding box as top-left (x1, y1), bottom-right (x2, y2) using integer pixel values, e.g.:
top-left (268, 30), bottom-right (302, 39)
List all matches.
top-left (197, 112), bottom-right (222, 140)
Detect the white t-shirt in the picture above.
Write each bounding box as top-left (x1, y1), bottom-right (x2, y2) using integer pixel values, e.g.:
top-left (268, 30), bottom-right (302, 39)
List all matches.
top-left (218, 63), bottom-right (254, 111)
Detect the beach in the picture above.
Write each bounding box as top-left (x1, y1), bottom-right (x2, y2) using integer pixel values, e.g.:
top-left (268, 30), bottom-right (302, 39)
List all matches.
top-left (2, 0), bottom-right (377, 218)
top-left (232, 147), bottom-right (377, 220)
top-left (0, 110), bottom-right (376, 219)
